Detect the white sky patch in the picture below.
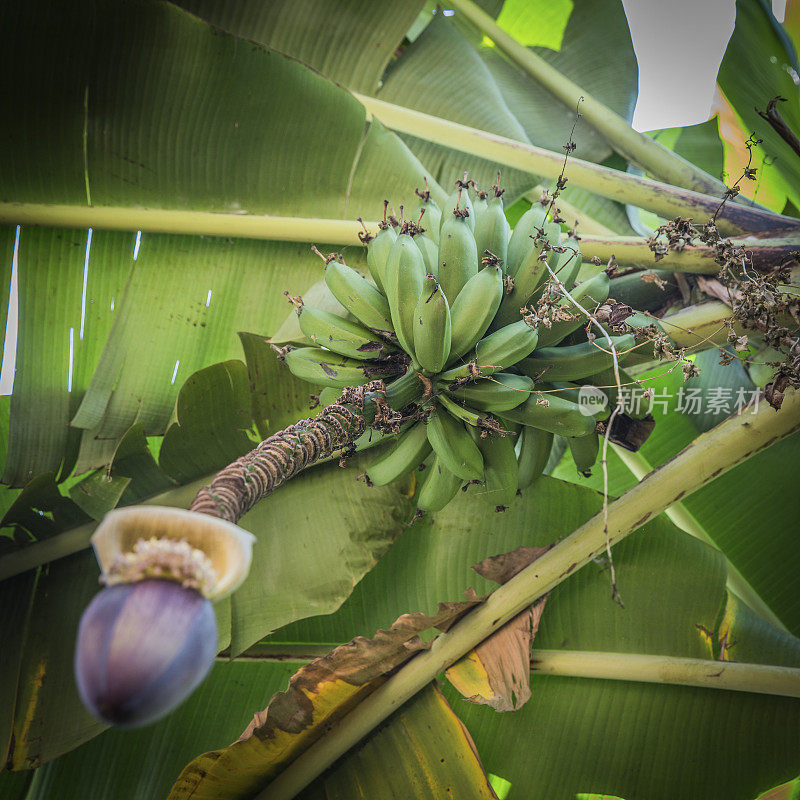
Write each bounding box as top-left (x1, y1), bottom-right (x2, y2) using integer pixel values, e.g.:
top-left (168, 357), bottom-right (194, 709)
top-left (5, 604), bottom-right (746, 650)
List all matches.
top-left (133, 230), bottom-right (142, 261)
top-left (170, 359), bottom-right (180, 385)
top-left (206, 289), bottom-right (212, 308)
top-left (80, 227), bottom-right (92, 340)
top-left (68, 327), bottom-right (74, 392)
top-left (442, 8), bottom-right (454, 15)
top-left (110, 297), bottom-right (115, 311)
top-left (0, 226), bottom-right (20, 395)
top-left (621, 0), bottom-right (735, 132)
top-left (773, 0), bottom-right (787, 22)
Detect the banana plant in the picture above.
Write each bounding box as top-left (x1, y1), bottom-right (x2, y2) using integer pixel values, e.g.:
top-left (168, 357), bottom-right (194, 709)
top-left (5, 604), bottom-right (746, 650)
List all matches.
top-left (1, 1), bottom-right (800, 799)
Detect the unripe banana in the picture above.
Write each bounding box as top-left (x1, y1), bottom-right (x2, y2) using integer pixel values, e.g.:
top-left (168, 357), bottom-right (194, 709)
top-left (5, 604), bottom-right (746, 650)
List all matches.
top-left (414, 192), bottom-right (442, 245)
top-left (494, 222), bottom-right (561, 328)
top-left (506, 204), bottom-right (549, 278)
top-left (437, 393), bottom-right (486, 428)
top-left (475, 430), bottom-right (519, 508)
top-left (413, 233), bottom-right (439, 277)
top-left (417, 456), bottom-right (463, 512)
top-left (366, 421), bottom-right (432, 486)
top-left (385, 366), bottom-right (423, 411)
top-left (474, 193), bottom-right (510, 269)
top-left (502, 393), bottom-right (596, 437)
top-left (366, 224), bottom-right (397, 293)
top-left (518, 334), bottom-right (635, 382)
top-left (325, 258), bottom-right (394, 333)
top-left (414, 276), bottom-right (452, 373)
top-left (471, 190), bottom-right (489, 227)
top-left (439, 320), bottom-right (539, 382)
top-left (552, 236), bottom-right (582, 291)
top-left (438, 211), bottom-right (479, 304)
top-left (448, 264), bottom-right (504, 362)
top-left (426, 406), bottom-right (484, 481)
top-left (516, 426), bottom-right (553, 490)
top-left (568, 431), bottom-right (599, 477)
top-left (441, 183), bottom-right (475, 233)
top-left (284, 347), bottom-right (383, 389)
top-left (384, 234), bottom-right (427, 358)
top-left (447, 373), bottom-right (533, 412)
top-left (535, 271), bottom-right (611, 348)
top-left (298, 306), bottom-right (393, 361)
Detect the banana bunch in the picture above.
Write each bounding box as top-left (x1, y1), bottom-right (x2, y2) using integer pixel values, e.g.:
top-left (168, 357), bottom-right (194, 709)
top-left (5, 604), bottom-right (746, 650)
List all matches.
top-left (280, 177), bottom-right (634, 513)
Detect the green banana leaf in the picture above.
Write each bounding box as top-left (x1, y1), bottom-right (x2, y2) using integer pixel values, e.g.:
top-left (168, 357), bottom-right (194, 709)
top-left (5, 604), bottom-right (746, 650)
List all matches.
top-left (0, 0), bottom-right (441, 485)
top-left (551, 360), bottom-right (800, 636)
top-left (1, 0), bottom-right (799, 795)
top-left (716, 0), bottom-right (800, 213)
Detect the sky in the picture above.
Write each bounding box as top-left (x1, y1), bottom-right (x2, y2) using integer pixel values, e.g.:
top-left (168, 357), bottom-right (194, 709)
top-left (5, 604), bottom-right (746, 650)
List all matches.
top-left (0, 0), bottom-right (789, 394)
top-left (624, 0), bottom-right (787, 131)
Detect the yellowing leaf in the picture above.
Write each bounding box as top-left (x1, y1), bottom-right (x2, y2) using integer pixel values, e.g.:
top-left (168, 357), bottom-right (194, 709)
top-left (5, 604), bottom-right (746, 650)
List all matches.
top-left (446, 546), bottom-right (550, 712)
top-left (298, 683), bottom-right (499, 799)
top-left (169, 596), bottom-right (481, 799)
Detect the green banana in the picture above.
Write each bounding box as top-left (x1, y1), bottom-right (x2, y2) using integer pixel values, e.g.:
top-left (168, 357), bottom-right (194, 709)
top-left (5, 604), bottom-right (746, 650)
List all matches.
top-left (298, 306), bottom-right (393, 361)
top-left (535, 271), bottom-right (611, 348)
top-left (448, 264), bottom-right (504, 362)
top-left (426, 405), bottom-right (484, 480)
top-left (325, 258), bottom-right (394, 332)
top-left (414, 188), bottom-right (442, 245)
top-left (475, 430), bottom-right (519, 508)
top-left (495, 221), bottom-right (561, 328)
top-left (385, 366), bottom-right (423, 410)
top-left (550, 236), bottom-right (582, 291)
top-left (441, 182), bottom-right (475, 233)
top-left (413, 233), bottom-right (439, 277)
top-left (516, 426), bottom-right (553, 490)
top-left (413, 276), bottom-right (452, 373)
top-left (502, 393), bottom-right (596, 437)
top-left (506, 204), bottom-right (549, 278)
top-left (384, 233), bottom-right (427, 358)
top-left (474, 191), bottom-right (510, 268)
top-left (471, 190), bottom-right (489, 227)
top-left (447, 372), bottom-right (533, 412)
top-left (439, 320), bottom-right (539, 382)
top-left (568, 432), bottom-right (599, 477)
top-left (438, 211), bottom-right (479, 304)
top-left (518, 334), bottom-right (635, 382)
top-left (366, 223), bottom-right (397, 293)
top-left (437, 393), bottom-right (486, 428)
top-left (284, 347), bottom-right (383, 389)
top-left (417, 456), bottom-right (463, 512)
top-left (366, 421), bottom-right (432, 486)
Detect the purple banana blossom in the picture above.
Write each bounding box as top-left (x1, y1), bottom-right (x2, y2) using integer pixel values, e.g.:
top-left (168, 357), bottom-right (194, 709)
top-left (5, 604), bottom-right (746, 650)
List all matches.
top-left (75, 578), bottom-right (217, 728)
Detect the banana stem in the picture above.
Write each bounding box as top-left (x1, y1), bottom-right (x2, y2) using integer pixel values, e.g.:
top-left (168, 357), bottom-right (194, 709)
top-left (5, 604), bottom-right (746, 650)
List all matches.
top-left (612, 444), bottom-right (789, 632)
top-left (0, 203), bottom-right (366, 245)
top-left (228, 644), bottom-right (800, 698)
top-left (4, 202), bottom-right (796, 276)
top-left (529, 188), bottom-right (616, 236)
top-left (446, 0), bottom-right (731, 200)
top-left (355, 94), bottom-right (796, 237)
top-left (530, 650), bottom-right (800, 697)
top-left (259, 388), bottom-right (800, 800)
top-left (580, 234), bottom-right (800, 274)
top-left (189, 386), bottom-right (382, 523)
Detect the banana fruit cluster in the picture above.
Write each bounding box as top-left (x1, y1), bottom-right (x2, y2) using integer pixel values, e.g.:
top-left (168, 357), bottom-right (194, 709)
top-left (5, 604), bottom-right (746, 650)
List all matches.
top-left (283, 178), bottom-right (629, 513)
